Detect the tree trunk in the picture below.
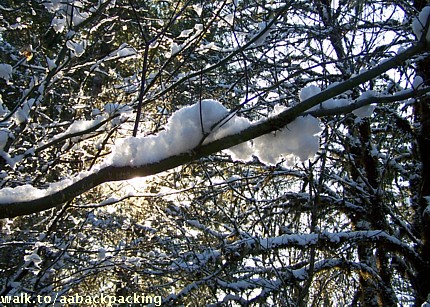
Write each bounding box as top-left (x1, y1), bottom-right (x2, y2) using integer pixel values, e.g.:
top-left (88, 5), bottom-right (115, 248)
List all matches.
top-left (413, 1), bottom-right (430, 305)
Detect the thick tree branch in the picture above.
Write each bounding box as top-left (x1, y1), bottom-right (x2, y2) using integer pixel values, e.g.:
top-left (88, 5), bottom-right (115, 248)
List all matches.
top-left (0, 41), bottom-right (427, 219)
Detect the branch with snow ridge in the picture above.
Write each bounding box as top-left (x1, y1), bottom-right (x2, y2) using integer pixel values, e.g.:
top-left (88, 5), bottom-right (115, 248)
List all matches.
top-left (0, 41), bottom-right (427, 218)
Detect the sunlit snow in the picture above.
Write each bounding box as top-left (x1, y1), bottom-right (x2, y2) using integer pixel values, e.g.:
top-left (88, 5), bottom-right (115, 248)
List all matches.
top-left (109, 99), bottom-right (230, 166)
top-left (0, 98), bottom-right (323, 204)
top-left (254, 115), bottom-right (321, 164)
top-left (109, 99), bottom-right (322, 167)
top-left (13, 98), bottom-right (37, 124)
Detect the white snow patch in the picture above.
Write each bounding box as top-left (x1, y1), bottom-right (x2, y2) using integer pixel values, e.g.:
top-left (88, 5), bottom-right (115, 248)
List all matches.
top-left (0, 168), bottom-right (100, 204)
top-left (412, 6), bottom-right (430, 41)
top-left (300, 85), bottom-right (321, 102)
top-left (302, 85), bottom-right (352, 111)
top-left (179, 28), bottom-right (194, 38)
top-left (192, 4), bottom-right (203, 16)
top-left (109, 99), bottom-right (321, 167)
top-left (24, 253), bottom-right (42, 266)
top-left (0, 63), bottom-right (12, 82)
top-left (352, 105), bottom-right (375, 118)
top-left (46, 56), bottom-right (57, 71)
top-left (413, 75), bottom-right (425, 89)
top-left (51, 16), bottom-right (66, 33)
top-left (206, 113), bottom-right (252, 142)
top-left (66, 40), bottom-right (86, 57)
top-left (13, 98), bottom-right (37, 124)
top-left (43, 0), bottom-right (63, 13)
top-left (254, 115), bottom-right (321, 164)
top-left (109, 99), bottom-right (229, 166)
top-left (227, 141), bottom-right (254, 162)
top-left (116, 45), bottom-right (136, 58)
top-left (45, 115), bottom-right (114, 145)
top-left (72, 9), bottom-right (89, 27)
top-left (0, 99), bottom-right (323, 205)
top-left (0, 184), bottom-right (47, 204)
top-left (351, 91), bottom-right (376, 118)
top-left (170, 42), bottom-right (182, 56)
top-left (63, 119), bottom-right (102, 135)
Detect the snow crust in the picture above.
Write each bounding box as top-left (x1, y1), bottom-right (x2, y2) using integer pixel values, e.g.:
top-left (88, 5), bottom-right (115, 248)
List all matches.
top-left (412, 7), bottom-right (430, 41)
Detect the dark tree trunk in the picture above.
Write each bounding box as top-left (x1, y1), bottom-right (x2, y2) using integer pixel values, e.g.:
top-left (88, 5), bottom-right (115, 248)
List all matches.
top-left (413, 1), bottom-right (430, 305)
top-left (315, 0), bottom-right (398, 304)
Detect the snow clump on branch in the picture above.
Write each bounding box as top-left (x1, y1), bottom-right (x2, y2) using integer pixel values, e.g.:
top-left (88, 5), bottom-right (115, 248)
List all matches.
top-left (412, 6), bottom-right (430, 41)
top-left (109, 100), bottom-right (231, 166)
top-left (109, 99), bottom-right (322, 167)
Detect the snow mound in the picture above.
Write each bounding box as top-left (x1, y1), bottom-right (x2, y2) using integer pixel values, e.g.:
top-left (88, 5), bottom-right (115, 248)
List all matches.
top-left (109, 99), bottom-right (230, 166)
top-left (253, 115), bottom-right (321, 164)
top-left (109, 99), bottom-right (322, 167)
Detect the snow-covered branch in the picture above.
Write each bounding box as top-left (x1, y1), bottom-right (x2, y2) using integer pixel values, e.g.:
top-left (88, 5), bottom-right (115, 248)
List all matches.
top-left (0, 41), bottom-right (427, 218)
top-left (306, 86), bottom-right (430, 118)
top-left (224, 230), bottom-right (421, 263)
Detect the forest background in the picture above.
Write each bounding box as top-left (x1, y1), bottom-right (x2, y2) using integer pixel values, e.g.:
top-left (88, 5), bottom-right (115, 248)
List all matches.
top-left (1, 0), bottom-right (430, 305)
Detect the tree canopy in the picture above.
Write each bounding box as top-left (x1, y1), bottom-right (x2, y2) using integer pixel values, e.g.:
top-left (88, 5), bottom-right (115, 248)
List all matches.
top-left (1, 0), bottom-right (430, 305)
